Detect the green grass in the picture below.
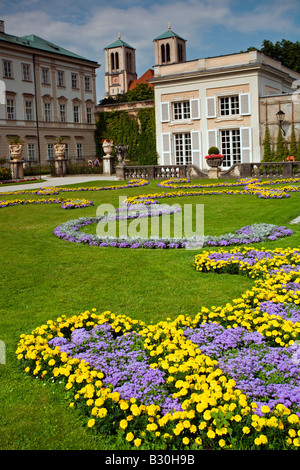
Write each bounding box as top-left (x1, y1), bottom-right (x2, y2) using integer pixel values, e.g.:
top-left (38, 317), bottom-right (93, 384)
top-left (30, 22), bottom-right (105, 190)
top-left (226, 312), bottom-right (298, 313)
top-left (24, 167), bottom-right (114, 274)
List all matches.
top-left (1, 178), bottom-right (300, 449)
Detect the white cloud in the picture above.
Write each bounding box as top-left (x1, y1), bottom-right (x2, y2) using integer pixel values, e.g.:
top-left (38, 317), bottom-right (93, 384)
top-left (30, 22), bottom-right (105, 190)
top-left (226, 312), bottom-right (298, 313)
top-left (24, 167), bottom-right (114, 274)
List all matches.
top-left (2, 0), bottom-right (299, 99)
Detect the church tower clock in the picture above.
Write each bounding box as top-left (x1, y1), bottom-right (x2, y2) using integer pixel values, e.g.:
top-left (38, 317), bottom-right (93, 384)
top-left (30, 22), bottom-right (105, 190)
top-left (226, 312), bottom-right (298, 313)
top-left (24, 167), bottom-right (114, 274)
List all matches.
top-left (104, 34), bottom-right (137, 97)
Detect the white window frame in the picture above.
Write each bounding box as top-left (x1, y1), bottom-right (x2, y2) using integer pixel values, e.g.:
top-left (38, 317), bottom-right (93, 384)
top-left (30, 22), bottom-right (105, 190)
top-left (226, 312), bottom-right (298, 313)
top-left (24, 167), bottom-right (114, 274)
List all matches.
top-left (174, 133), bottom-right (192, 165)
top-left (25, 100), bottom-right (33, 121)
top-left (220, 129), bottom-right (241, 168)
top-left (6, 98), bottom-right (15, 120)
top-left (41, 68), bottom-right (50, 85)
top-left (74, 105), bottom-right (80, 123)
top-left (22, 64), bottom-right (31, 81)
top-left (3, 60), bottom-right (12, 79)
top-left (219, 95), bottom-right (240, 116)
top-left (76, 143), bottom-right (83, 158)
top-left (27, 143), bottom-right (36, 161)
top-left (59, 103), bottom-right (66, 122)
top-left (173, 101), bottom-right (190, 120)
top-left (85, 76), bottom-right (91, 91)
top-left (57, 70), bottom-right (65, 87)
top-left (47, 143), bottom-right (54, 160)
top-left (87, 106), bottom-right (92, 124)
top-left (71, 73), bottom-right (78, 89)
top-left (44, 102), bottom-right (51, 122)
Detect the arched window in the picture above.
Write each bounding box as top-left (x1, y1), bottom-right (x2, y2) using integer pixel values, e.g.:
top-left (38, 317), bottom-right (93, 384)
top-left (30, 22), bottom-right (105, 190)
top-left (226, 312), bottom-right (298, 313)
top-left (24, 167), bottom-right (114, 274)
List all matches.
top-left (166, 43), bottom-right (170, 62)
top-left (161, 44), bottom-right (165, 63)
top-left (111, 53), bottom-right (115, 71)
top-left (178, 44), bottom-right (183, 62)
top-left (115, 52), bottom-right (119, 70)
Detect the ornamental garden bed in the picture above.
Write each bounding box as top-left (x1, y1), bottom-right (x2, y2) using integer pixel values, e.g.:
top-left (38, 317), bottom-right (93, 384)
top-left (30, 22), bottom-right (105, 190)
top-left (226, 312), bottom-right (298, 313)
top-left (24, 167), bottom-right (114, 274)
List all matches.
top-left (1, 177), bottom-right (300, 450)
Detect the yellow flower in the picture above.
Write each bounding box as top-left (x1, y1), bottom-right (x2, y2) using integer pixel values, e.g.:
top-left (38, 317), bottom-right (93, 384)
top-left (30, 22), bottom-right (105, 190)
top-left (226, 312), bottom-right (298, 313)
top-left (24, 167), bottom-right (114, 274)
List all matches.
top-left (219, 439), bottom-right (226, 448)
top-left (120, 419), bottom-right (128, 429)
top-left (261, 405), bottom-right (270, 414)
top-left (134, 438), bottom-right (142, 447)
top-left (126, 432), bottom-right (134, 442)
top-left (87, 419), bottom-right (95, 428)
top-left (207, 429), bottom-right (215, 439)
top-left (182, 437), bottom-right (189, 445)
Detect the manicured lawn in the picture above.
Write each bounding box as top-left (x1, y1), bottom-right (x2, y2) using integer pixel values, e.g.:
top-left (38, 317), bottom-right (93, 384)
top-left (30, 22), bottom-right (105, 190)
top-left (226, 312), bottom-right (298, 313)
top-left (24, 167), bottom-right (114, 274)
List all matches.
top-left (0, 178), bottom-right (299, 449)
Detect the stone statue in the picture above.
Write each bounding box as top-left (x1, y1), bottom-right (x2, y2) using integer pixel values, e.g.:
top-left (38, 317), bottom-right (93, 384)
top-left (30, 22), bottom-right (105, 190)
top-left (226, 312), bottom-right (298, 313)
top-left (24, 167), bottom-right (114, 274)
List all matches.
top-left (115, 143), bottom-right (129, 165)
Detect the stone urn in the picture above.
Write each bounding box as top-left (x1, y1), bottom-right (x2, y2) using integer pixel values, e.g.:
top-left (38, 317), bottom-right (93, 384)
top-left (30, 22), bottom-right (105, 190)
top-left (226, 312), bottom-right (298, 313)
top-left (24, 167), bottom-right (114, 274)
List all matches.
top-left (205, 155), bottom-right (224, 168)
top-left (102, 140), bottom-right (114, 157)
top-left (9, 143), bottom-right (23, 161)
top-left (54, 143), bottom-right (66, 159)
top-left (102, 140), bottom-right (114, 175)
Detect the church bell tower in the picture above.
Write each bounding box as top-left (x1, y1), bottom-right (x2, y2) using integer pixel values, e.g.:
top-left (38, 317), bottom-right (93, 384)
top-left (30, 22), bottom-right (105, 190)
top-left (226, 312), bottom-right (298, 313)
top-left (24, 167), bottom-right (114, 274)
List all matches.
top-left (104, 33), bottom-right (137, 97)
top-left (153, 23), bottom-right (187, 66)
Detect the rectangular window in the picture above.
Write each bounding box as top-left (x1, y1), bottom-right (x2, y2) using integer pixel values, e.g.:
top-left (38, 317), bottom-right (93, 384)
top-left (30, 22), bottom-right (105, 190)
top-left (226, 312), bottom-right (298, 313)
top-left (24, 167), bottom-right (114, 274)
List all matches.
top-left (59, 104), bottom-right (66, 122)
top-left (27, 143), bottom-right (36, 161)
top-left (173, 101), bottom-right (190, 120)
top-left (7, 99), bottom-right (15, 120)
top-left (22, 64), bottom-right (31, 81)
top-left (72, 74), bottom-right (78, 88)
top-left (85, 76), bottom-right (91, 91)
top-left (64, 143), bottom-right (69, 159)
top-left (3, 60), bottom-right (12, 78)
top-left (47, 143), bottom-right (54, 160)
top-left (76, 143), bottom-right (83, 158)
top-left (221, 129), bottom-right (241, 167)
top-left (42, 68), bottom-right (50, 85)
top-left (220, 96), bottom-right (239, 116)
top-left (25, 101), bottom-right (33, 120)
top-left (57, 70), bottom-right (65, 87)
top-left (74, 105), bottom-right (80, 123)
top-left (87, 107), bottom-right (92, 124)
top-left (175, 133), bottom-right (192, 165)
top-left (44, 103), bottom-right (51, 122)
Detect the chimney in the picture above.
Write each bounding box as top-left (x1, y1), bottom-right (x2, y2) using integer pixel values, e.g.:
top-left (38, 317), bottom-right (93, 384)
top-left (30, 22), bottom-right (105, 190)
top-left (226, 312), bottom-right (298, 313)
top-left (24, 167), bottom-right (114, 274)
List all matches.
top-left (0, 21), bottom-right (5, 33)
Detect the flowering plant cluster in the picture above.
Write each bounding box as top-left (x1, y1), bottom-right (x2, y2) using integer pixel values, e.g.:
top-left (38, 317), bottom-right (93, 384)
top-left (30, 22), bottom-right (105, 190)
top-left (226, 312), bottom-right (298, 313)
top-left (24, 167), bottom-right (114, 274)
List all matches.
top-left (0, 197), bottom-right (94, 210)
top-left (284, 156), bottom-right (296, 162)
top-left (126, 178), bottom-right (300, 205)
top-left (53, 216), bottom-right (292, 250)
top-left (16, 244), bottom-right (300, 451)
top-left (101, 139), bottom-right (114, 144)
top-left (204, 154), bottom-right (224, 159)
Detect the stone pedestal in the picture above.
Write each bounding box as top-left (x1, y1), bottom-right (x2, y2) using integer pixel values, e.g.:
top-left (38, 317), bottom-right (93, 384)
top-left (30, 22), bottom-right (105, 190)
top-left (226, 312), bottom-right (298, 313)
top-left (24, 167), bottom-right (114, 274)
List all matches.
top-left (54, 158), bottom-right (67, 177)
top-left (103, 156), bottom-right (114, 176)
top-left (208, 167), bottom-right (220, 179)
top-left (10, 160), bottom-right (24, 180)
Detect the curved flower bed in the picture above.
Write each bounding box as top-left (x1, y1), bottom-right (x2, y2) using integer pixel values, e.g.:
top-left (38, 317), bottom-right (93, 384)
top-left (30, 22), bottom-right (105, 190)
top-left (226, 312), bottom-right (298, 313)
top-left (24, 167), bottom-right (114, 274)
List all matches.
top-left (0, 197), bottom-right (94, 210)
top-left (0, 179), bottom-right (149, 197)
top-left (53, 215), bottom-right (293, 249)
top-left (127, 178), bottom-right (300, 205)
top-left (16, 246), bottom-right (300, 450)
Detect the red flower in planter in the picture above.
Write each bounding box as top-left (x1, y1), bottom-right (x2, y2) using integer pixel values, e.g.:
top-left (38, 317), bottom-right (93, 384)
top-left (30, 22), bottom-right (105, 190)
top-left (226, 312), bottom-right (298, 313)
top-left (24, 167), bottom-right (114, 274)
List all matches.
top-left (205, 154), bottom-right (224, 159)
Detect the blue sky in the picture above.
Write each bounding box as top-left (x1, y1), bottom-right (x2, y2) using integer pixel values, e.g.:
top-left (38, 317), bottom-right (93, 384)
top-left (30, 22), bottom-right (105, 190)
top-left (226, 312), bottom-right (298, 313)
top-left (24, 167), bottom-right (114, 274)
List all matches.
top-left (1, 0), bottom-right (300, 101)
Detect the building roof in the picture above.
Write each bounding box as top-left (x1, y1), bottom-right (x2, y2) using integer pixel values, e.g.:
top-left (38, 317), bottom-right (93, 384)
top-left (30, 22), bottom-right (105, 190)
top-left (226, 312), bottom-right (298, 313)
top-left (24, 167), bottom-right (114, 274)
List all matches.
top-left (0, 31), bottom-right (99, 65)
top-left (128, 69), bottom-right (154, 90)
top-left (154, 29), bottom-right (186, 41)
top-left (105, 36), bottom-right (135, 50)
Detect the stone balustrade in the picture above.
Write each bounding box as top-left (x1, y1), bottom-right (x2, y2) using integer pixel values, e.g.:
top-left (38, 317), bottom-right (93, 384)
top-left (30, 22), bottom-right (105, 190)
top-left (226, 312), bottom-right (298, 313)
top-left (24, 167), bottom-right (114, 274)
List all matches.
top-left (116, 161), bottom-right (300, 180)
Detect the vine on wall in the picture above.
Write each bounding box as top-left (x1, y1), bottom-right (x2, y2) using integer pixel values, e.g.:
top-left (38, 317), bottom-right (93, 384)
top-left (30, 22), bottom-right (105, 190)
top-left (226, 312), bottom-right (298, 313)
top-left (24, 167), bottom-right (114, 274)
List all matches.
top-left (94, 107), bottom-right (158, 165)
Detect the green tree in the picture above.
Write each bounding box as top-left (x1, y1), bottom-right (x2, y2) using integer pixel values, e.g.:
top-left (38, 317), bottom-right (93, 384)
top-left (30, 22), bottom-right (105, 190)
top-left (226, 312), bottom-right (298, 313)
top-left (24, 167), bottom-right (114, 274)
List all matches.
top-left (275, 127), bottom-right (286, 161)
top-left (246, 39), bottom-right (300, 73)
top-left (290, 124), bottom-right (298, 157)
top-left (263, 125), bottom-right (272, 161)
